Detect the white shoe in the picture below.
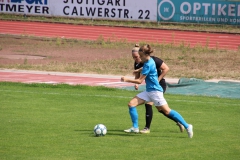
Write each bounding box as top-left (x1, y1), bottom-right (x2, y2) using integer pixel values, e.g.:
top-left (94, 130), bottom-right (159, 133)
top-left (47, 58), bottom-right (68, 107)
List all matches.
top-left (176, 122), bottom-right (185, 132)
top-left (140, 127), bottom-right (150, 134)
top-left (124, 127), bottom-right (139, 133)
top-left (187, 124), bottom-right (193, 138)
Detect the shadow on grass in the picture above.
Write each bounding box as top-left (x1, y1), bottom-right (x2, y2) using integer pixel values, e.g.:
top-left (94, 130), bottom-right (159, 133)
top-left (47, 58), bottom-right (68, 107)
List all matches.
top-left (107, 129), bottom-right (141, 136)
top-left (74, 129), bottom-right (141, 136)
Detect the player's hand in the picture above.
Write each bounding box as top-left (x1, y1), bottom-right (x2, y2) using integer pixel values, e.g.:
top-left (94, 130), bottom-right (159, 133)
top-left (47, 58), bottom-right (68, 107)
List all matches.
top-left (134, 84), bottom-right (139, 90)
top-left (121, 77), bottom-right (125, 82)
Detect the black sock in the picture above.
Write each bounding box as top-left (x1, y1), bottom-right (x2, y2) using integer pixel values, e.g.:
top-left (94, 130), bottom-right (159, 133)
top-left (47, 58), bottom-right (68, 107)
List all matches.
top-left (145, 104), bottom-right (153, 129)
top-left (159, 110), bottom-right (178, 123)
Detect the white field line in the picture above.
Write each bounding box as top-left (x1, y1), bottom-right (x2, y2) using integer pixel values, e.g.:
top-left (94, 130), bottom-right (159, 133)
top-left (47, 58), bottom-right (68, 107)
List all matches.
top-left (0, 89), bottom-right (239, 106)
top-left (97, 82), bottom-right (127, 85)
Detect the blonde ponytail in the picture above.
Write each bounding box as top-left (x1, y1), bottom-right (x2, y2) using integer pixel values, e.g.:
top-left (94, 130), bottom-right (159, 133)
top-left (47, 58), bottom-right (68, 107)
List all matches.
top-left (132, 44), bottom-right (140, 52)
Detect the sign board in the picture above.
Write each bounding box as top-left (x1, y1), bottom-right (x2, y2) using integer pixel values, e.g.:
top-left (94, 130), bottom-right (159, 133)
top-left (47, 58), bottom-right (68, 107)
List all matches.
top-left (157, 0), bottom-right (240, 25)
top-left (0, 0), bottom-right (239, 25)
top-left (0, 0), bottom-right (157, 21)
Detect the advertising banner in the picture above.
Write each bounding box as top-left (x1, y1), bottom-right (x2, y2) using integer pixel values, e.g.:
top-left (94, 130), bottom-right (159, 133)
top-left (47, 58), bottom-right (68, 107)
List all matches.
top-left (1, 0), bottom-right (239, 25)
top-left (0, 0), bottom-right (157, 21)
top-left (157, 0), bottom-right (240, 25)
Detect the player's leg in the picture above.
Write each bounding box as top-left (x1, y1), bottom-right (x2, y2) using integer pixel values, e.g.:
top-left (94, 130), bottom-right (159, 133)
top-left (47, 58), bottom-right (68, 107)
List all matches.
top-left (150, 91), bottom-right (193, 138)
top-left (158, 110), bottom-right (184, 132)
top-left (159, 80), bottom-right (184, 132)
top-left (124, 94), bottom-right (146, 133)
top-left (157, 104), bottom-right (193, 138)
top-left (140, 102), bottom-right (153, 134)
top-left (157, 104), bottom-right (188, 128)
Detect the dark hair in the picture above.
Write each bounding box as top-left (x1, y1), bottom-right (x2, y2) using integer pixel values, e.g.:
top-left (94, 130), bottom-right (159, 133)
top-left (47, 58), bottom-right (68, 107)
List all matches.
top-left (139, 44), bottom-right (153, 55)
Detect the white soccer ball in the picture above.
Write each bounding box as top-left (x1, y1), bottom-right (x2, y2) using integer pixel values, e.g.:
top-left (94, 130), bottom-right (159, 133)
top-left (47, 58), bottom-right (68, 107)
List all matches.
top-left (93, 124), bottom-right (107, 137)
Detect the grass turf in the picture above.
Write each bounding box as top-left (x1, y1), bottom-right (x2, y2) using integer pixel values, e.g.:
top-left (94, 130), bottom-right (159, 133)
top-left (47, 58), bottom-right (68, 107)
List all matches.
top-left (0, 82), bottom-right (240, 160)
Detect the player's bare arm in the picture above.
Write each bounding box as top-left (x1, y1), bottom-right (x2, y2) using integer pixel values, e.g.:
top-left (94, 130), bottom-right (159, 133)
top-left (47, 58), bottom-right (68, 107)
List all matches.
top-left (121, 74), bottom-right (146, 84)
top-left (134, 70), bottom-right (141, 90)
top-left (158, 62), bottom-right (169, 82)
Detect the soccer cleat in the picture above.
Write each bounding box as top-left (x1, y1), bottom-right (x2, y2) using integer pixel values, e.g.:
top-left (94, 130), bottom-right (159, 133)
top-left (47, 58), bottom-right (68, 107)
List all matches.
top-left (124, 127), bottom-right (139, 133)
top-left (176, 122), bottom-right (185, 132)
top-left (140, 127), bottom-right (150, 134)
top-left (187, 124), bottom-right (193, 138)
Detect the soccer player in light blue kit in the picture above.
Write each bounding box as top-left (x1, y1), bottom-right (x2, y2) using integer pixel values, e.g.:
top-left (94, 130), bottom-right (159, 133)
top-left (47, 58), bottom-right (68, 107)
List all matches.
top-left (121, 44), bottom-right (193, 138)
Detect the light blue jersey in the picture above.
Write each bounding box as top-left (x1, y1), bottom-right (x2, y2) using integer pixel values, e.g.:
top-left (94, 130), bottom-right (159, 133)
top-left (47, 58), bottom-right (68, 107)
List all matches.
top-left (141, 58), bottom-right (163, 92)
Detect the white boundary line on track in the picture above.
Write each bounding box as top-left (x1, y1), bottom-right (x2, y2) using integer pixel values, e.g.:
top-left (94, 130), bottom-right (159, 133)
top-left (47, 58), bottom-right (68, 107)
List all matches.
top-left (0, 69), bottom-right (125, 79)
top-left (97, 82), bottom-right (129, 85)
top-left (1, 89), bottom-right (239, 106)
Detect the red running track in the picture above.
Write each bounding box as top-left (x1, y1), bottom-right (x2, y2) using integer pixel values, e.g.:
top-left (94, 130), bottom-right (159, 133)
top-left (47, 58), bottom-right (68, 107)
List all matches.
top-left (0, 20), bottom-right (239, 50)
top-left (0, 70), bottom-right (139, 88)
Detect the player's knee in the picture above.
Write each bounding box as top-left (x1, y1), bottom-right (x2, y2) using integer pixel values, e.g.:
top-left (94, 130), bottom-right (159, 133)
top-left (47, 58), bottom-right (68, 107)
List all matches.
top-left (162, 110), bottom-right (170, 115)
top-left (145, 103), bottom-right (153, 107)
top-left (128, 100), bottom-right (136, 107)
top-left (157, 107), bottom-right (170, 115)
top-left (128, 102), bottom-right (133, 107)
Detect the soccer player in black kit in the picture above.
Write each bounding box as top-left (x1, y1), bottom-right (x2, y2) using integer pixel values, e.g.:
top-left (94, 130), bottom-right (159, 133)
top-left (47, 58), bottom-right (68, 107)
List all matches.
top-left (131, 44), bottom-right (184, 134)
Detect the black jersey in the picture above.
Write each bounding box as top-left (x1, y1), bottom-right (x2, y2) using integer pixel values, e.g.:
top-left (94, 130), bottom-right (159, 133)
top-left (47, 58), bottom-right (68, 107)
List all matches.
top-left (134, 56), bottom-right (163, 77)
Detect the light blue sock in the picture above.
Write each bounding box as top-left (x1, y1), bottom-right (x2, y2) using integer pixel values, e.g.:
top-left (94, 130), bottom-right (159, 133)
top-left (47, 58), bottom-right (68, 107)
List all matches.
top-left (129, 107), bottom-right (138, 128)
top-left (169, 110), bottom-right (189, 129)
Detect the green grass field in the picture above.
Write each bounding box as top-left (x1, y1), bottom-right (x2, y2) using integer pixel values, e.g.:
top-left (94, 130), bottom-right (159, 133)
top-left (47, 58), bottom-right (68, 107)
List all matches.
top-left (0, 82), bottom-right (240, 160)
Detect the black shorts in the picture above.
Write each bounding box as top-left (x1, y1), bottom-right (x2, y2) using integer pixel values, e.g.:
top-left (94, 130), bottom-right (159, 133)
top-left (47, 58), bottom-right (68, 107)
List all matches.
top-left (159, 79), bottom-right (167, 93)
